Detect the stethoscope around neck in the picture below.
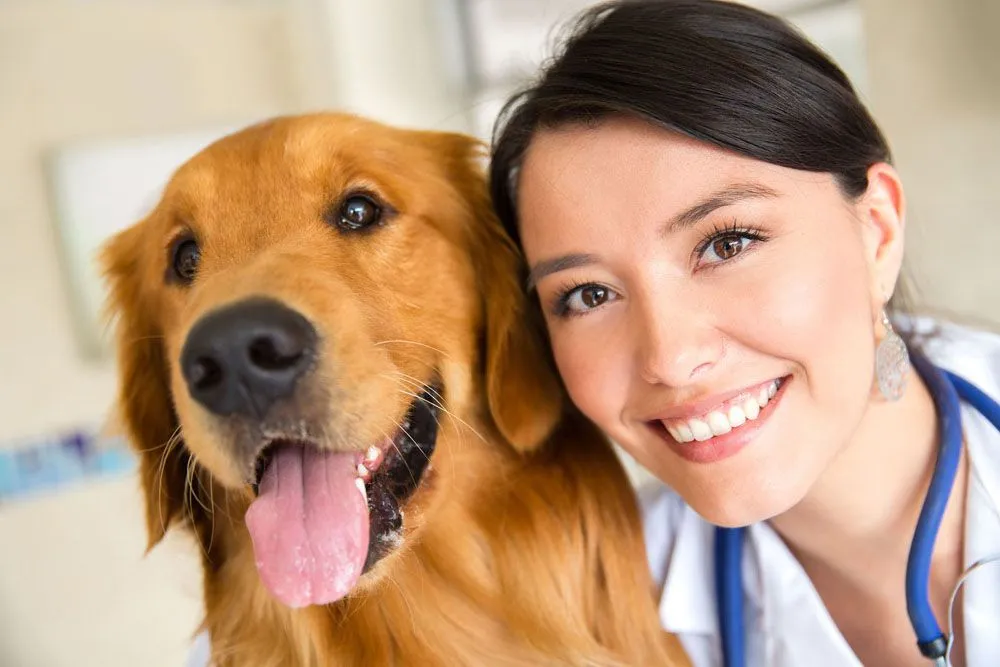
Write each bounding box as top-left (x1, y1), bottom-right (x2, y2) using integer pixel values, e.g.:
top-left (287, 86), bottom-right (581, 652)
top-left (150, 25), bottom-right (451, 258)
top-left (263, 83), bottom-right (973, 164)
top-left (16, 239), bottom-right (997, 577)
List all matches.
top-left (714, 349), bottom-right (1000, 667)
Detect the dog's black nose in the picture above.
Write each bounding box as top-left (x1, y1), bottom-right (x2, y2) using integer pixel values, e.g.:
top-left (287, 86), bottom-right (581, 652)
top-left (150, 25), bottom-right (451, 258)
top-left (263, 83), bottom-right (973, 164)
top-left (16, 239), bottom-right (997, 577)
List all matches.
top-left (180, 298), bottom-right (317, 418)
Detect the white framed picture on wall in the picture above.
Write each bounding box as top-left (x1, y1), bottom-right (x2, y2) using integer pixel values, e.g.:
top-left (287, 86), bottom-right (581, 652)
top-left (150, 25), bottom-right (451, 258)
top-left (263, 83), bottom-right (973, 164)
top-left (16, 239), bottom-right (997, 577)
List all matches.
top-left (44, 127), bottom-right (237, 360)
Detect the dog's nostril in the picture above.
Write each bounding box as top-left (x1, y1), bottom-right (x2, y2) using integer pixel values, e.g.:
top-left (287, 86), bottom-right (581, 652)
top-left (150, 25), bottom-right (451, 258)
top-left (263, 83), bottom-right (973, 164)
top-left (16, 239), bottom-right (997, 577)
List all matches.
top-left (248, 335), bottom-right (303, 371)
top-left (180, 297), bottom-right (317, 418)
top-left (190, 356), bottom-right (223, 390)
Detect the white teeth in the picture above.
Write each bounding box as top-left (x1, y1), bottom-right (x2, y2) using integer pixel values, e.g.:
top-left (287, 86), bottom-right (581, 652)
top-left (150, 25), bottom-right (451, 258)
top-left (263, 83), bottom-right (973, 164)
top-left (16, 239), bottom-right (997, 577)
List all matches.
top-left (727, 404), bottom-right (747, 428)
top-left (689, 419), bottom-right (713, 442)
top-left (665, 380), bottom-right (783, 445)
top-left (707, 411), bottom-right (732, 436)
top-left (357, 463), bottom-right (370, 477)
top-left (355, 477), bottom-right (367, 501)
top-left (364, 446), bottom-right (380, 463)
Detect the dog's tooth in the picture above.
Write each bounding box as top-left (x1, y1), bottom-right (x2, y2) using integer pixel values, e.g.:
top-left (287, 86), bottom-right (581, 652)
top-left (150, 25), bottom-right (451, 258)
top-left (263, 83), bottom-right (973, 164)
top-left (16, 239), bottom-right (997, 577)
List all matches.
top-left (355, 477), bottom-right (367, 501)
top-left (357, 463), bottom-right (370, 478)
top-left (365, 446), bottom-right (380, 463)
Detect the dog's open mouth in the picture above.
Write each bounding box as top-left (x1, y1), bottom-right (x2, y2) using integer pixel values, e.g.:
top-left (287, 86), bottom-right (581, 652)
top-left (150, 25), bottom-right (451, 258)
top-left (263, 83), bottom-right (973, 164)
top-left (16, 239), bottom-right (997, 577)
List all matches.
top-left (243, 383), bottom-right (441, 609)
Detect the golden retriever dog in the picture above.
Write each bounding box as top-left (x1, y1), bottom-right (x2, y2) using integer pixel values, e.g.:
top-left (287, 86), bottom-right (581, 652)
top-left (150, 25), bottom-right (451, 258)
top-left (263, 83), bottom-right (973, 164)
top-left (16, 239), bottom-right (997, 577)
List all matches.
top-left (100, 113), bottom-right (689, 666)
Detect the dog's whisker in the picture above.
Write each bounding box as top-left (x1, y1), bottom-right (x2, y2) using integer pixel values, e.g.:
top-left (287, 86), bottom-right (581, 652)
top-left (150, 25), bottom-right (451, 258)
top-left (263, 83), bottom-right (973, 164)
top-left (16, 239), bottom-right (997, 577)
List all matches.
top-left (206, 476), bottom-right (217, 554)
top-left (387, 574), bottom-right (421, 638)
top-left (191, 465), bottom-right (217, 555)
top-left (373, 338), bottom-right (451, 361)
top-left (387, 412), bottom-right (435, 502)
top-left (383, 379), bottom-right (477, 474)
top-left (381, 370), bottom-right (458, 410)
top-left (378, 418), bottom-right (421, 491)
top-left (191, 466), bottom-right (214, 517)
top-left (383, 369), bottom-right (440, 399)
top-left (154, 427), bottom-right (183, 537)
top-left (184, 455), bottom-right (211, 562)
top-left (375, 347), bottom-right (441, 375)
top-left (390, 382), bottom-right (487, 451)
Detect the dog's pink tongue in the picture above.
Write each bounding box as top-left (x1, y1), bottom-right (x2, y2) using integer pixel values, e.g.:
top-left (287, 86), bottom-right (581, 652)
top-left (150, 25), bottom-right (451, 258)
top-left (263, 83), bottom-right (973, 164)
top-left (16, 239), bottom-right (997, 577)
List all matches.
top-left (244, 445), bottom-right (369, 608)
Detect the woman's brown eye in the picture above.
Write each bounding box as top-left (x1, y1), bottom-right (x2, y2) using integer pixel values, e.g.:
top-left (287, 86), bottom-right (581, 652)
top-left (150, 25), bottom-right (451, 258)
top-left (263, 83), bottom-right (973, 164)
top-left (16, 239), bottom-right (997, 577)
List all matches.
top-left (712, 235), bottom-right (744, 261)
top-left (561, 283), bottom-right (618, 316)
top-left (581, 286), bottom-right (608, 308)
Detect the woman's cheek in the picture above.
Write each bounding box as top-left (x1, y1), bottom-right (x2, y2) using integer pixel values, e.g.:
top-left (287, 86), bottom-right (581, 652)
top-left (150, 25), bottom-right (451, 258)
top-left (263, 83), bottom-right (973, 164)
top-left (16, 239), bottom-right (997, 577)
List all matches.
top-left (731, 233), bottom-right (874, 408)
top-left (549, 323), bottom-right (626, 427)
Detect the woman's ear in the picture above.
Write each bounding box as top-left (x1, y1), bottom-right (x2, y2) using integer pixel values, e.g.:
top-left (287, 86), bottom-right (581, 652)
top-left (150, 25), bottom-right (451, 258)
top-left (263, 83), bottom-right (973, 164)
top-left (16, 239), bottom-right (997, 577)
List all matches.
top-left (101, 222), bottom-right (190, 551)
top-left (437, 132), bottom-right (565, 453)
top-left (858, 162), bottom-right (907, 306)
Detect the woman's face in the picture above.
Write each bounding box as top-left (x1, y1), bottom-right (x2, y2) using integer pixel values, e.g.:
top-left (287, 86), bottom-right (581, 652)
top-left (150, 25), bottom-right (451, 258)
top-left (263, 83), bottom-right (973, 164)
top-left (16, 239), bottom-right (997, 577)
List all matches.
top-left (516, 116), bottom-right (904, 525)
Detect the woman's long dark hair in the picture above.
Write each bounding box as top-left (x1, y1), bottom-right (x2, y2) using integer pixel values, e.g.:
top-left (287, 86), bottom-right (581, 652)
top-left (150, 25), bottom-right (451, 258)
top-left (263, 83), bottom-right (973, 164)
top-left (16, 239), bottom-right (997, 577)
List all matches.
top-left (489, 0), bottom-right (914, 316)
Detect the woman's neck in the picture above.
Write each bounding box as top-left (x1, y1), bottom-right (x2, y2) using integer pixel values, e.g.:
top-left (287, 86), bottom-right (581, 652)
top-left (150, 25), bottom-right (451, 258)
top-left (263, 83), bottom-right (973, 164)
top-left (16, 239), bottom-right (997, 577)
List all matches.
top-left (768, 366), bottom-right (967, 594)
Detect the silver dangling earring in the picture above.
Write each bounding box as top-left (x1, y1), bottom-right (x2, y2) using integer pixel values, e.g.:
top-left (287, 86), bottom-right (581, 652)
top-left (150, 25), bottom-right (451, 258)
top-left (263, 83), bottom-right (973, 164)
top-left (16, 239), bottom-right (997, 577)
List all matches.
top-left (875, 309), bottom-right (910, 401)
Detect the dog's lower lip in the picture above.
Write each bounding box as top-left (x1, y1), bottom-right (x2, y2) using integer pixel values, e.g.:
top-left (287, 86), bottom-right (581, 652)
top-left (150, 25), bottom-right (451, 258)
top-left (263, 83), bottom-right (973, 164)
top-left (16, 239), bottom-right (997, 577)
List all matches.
top-left (361, 382), bottom-right (441, 572)
top-left (251, 442), bottom-right (280, 495)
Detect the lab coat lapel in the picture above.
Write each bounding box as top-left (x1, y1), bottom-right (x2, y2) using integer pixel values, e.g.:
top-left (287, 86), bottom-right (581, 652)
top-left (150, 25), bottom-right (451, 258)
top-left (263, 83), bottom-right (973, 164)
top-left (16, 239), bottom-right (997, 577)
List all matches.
top-left (960, 401), bottom-right (1000, 667)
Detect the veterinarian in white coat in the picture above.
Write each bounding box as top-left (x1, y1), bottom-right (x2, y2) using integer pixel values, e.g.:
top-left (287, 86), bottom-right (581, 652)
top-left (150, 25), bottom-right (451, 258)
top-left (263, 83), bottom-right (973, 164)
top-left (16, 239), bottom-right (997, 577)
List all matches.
top-left (488, 1), bottom-right (1000, 665)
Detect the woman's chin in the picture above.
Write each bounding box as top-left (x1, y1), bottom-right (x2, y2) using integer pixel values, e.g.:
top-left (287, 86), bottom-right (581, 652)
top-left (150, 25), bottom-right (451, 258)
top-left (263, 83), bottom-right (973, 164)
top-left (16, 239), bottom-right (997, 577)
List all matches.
top-left (683, 479), bottom-right (808, 529)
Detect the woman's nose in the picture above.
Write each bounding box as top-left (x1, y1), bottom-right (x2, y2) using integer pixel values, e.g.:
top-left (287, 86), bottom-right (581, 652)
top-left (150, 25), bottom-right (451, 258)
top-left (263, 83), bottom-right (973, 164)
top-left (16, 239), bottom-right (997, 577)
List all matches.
top-left (634, 293), bottom-right (724, 387)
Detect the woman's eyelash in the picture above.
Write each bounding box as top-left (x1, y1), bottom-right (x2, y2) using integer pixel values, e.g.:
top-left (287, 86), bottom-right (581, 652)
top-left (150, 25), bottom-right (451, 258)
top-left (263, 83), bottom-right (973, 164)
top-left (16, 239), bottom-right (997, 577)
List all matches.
top-left (547, 221), bottom-right (768, 317)
top-left (551, 280), bottom-right (592, 317)
top-left (693, 220), bottom-right (770, 258)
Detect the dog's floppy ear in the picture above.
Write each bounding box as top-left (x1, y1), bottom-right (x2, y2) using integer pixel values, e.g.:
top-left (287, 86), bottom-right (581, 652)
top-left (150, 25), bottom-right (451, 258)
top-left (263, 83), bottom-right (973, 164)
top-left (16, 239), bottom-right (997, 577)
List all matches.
top-left (101, 221), bottom-right (188, 550)
top-left (439, 134), bottom-right (564, 453)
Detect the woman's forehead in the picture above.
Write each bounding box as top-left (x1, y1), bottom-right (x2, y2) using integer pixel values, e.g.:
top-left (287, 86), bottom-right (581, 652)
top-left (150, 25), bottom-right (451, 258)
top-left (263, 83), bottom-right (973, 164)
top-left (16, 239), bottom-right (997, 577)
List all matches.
top-left (517, 118), bottom-right (833, 225)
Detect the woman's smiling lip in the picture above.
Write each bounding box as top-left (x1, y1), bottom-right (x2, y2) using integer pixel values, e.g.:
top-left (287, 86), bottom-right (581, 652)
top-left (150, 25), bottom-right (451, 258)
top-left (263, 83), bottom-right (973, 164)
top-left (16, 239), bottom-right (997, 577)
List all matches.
top-left (642, 377), bottom-right (786, 421)
top-left (646, 376), bottom-right (791, 464)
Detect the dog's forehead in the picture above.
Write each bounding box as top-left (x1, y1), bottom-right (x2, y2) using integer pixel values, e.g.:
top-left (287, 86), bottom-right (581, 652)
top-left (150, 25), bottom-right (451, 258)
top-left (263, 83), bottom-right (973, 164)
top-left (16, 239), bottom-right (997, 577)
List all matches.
top-left (281, 116), bottom-right (418, 167)
top-left (167, 115), bottom-right (434, 205)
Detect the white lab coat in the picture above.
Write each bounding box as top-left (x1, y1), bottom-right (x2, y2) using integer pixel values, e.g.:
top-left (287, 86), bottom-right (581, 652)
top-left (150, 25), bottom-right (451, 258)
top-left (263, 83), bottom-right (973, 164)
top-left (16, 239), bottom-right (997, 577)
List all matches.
top-left (639, 318), bottom-right (1000, 666)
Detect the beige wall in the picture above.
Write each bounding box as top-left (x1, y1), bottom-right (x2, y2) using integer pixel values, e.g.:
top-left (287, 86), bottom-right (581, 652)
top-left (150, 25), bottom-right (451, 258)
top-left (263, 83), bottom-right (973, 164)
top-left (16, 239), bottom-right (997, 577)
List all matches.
top-left (861, 0), bottom-right (1000, 328)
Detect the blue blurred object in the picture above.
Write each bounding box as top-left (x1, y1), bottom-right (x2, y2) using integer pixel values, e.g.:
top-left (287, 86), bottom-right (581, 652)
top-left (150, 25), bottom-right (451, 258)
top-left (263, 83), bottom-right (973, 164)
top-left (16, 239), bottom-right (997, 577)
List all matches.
top-left (0, 429), bottom-right (136, 502)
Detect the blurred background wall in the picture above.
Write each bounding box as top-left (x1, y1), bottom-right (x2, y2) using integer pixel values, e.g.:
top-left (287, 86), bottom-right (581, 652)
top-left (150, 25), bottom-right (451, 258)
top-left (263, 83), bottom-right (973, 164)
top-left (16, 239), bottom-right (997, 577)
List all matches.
top-left (0, 1), bottom-right (996, 665)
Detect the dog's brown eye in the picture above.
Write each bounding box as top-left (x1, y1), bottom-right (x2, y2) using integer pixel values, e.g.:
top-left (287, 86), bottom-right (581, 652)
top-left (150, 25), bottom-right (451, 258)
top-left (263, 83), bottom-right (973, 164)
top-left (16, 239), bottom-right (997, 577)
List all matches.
top-left (172, 238), bottom-right (201, 283)
top-left (337, 194), bottom-right (381, 231)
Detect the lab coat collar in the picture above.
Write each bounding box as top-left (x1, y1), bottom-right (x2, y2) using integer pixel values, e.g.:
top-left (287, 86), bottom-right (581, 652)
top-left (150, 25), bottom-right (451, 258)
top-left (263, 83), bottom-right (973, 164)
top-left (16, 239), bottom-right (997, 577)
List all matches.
top-left (656, 500), bottom-right (858, 665)
top-left (658, 505), bottom-right (719, 636)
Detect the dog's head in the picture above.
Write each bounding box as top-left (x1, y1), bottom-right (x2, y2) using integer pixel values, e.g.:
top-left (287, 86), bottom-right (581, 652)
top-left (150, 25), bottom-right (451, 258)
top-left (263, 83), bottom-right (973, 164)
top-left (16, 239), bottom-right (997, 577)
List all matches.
top-left (101, 113), bottom-right (562, 608)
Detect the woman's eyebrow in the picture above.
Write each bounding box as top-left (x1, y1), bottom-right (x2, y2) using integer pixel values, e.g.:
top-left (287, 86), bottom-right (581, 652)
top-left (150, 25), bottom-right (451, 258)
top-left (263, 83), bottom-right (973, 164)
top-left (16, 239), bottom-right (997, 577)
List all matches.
top-left (663, 182), bottom-right (780, 234)
top-left (524, 183), bottom-right (777, 290)
top-left (526, 253), bottom-right (598, 291)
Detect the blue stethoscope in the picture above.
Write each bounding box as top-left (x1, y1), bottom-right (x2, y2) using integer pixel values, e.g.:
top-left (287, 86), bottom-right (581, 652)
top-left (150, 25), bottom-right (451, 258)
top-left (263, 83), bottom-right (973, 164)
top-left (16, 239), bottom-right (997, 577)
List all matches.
top-left (714, 350), bottom-right (1000, 667)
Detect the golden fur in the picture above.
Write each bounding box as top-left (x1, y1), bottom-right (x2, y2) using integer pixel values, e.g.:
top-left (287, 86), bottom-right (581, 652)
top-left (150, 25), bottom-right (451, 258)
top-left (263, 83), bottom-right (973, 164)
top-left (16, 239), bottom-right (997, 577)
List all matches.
top-left (100, 112), bottom-right (690, 666)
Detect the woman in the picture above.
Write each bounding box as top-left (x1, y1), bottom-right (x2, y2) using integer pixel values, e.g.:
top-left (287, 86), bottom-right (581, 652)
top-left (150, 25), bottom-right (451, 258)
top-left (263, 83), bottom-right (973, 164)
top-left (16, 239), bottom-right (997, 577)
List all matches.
top-left (489, 1), bottom-right (1000, 666)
